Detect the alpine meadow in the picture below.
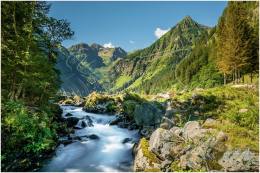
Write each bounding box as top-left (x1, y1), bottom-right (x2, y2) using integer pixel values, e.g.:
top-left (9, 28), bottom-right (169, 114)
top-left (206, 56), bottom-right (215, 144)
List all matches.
top-left (1, 1), bottom-right (259, 172)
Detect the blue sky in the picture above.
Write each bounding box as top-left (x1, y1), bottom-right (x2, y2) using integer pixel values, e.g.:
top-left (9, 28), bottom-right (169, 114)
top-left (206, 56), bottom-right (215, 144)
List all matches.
top-left (49, 1), bottom-right (227, 52)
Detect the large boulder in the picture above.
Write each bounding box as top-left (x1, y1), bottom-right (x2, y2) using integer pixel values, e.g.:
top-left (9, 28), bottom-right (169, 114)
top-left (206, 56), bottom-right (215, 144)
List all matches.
top-left (182, 121), bottom-right (208, 141)
top-left (218, 149), bottom-right (259, 172)
top-left (65, 117), bottom-right (80, 127)
top-left (179, 137), bottom-right (216, 170)
top-left (179, 130), bottom-right (228, 171)
top-left (134, 102), bottom-right (163, 127)
top-left (149, 127), bottom-right (184, 160)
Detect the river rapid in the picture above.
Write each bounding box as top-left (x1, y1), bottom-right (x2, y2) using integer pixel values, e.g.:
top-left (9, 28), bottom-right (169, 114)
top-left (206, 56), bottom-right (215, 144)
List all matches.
top-left (40, 105), bottom-right (140, 172)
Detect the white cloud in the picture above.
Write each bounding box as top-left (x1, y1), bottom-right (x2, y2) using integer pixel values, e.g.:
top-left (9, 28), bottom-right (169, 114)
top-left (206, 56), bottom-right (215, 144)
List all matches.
top-left (154, 27), bottom-right (170, 38)
top-left (129, 40), bottom-right (135, 44)
top-left (103, 42), bottom-right (115, 48)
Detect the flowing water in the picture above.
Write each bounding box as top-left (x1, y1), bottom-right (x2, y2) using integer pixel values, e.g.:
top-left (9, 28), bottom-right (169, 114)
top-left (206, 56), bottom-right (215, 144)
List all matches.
top-left (40, 105), bottom-right (140, 172)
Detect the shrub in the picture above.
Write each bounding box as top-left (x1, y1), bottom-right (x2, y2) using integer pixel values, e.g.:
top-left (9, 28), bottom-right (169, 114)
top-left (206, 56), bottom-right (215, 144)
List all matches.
top-left (1, 100), bottom-right (57, 171)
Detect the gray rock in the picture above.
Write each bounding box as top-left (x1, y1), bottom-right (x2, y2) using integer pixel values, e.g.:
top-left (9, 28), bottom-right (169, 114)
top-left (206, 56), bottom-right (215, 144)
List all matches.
top-left (66, 117), bottom-right (80, 127)
top-left (182, 121), bottom-right (207, 141)
top-left (160, 159), bottom-right (172, 169)
top-left (118, 121), bottom-right (129, 128)
top-left (128, 123), bottom-right (138, 130)
top-left (84, 116), bottom-right (94, 127)
top-left (218, 149), bottom-right (259, 172)
top-left (65, 113), bottom-right (73, 117)
top-left (169, 127), bottom-right (182, 136)
top-left (179, 137), bottom-right (217, 170)
top-left (149, 128), bottom-right (168, 154)
top-left (122, 138), bottom-right (132, 144)
top-left (203, 118), bottom-right (217, 127)
top-left (88, 134), bottom-right (100, 140)
top-left (109, 116), bottom-right (123, 125)
top-left (148, 128), bottom-right (176, 159)
top-left (134, 102), bottom-right (162, 127)
top-left (216, 131), bottom-right (228, 143)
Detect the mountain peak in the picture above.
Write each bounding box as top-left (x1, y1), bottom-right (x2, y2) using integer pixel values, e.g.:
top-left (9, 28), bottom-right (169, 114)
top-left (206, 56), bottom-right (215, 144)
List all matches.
top-left (91, 43), bottom-right (103, 50)
top-left (183, 15), bottom-right (193, 21)
top-left (176, 15), bottom-right (201, 30)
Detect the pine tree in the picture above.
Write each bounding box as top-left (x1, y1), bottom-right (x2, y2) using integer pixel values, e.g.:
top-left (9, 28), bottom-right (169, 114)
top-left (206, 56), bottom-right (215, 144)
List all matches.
top-left (216, 1), bottom-right (257, 84)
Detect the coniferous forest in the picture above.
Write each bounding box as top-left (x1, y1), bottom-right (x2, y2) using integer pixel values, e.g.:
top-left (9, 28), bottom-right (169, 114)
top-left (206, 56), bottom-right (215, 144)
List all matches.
top-left (1, 1), bottom-right (259, 172)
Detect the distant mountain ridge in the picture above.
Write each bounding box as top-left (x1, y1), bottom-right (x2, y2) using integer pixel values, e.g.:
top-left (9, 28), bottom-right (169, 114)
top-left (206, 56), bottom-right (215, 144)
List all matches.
top-left (56, 43), bottom-right (127, 96)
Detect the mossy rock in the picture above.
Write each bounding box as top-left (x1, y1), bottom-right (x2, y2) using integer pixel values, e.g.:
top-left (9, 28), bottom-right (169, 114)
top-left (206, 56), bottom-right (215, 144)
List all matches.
top-left (122, 100), bottom-right (138, 118)
top-left (140, 138), bottom-right (160, 165)
top-left (62, 98), bottom-right (74, 105)
top-left (134, 102), bottom-right (163, 126)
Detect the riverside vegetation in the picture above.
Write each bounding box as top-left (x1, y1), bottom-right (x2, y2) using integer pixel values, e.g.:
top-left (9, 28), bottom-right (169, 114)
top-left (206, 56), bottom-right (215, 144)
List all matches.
top-left (1, 1), bottom-right (259, 172)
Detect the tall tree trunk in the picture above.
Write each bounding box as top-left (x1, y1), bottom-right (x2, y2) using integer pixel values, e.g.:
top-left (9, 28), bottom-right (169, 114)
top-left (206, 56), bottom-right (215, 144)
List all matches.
top-left (15, 84), bottom-right (23, 100)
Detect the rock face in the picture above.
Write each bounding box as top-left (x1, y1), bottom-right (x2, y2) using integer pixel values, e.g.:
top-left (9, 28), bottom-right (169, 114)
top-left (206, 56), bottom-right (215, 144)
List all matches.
top-left (218, 149), bottom-right (259, 172)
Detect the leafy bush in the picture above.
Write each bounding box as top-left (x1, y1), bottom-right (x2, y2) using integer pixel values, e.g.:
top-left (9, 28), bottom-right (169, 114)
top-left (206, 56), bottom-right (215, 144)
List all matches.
top-left (1, 100), bottom-right (57, 171)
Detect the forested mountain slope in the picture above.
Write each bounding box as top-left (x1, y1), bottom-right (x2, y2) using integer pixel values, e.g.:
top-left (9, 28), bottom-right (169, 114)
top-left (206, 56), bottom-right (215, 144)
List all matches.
top-left (55, 46), bottom-right (103, 96)
top-left (110, 16), bottom-right (211, 93)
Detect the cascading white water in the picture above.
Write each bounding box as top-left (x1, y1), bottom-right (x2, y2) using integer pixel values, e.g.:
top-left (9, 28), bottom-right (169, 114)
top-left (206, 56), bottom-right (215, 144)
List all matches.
top-left (40, 105), bottom-right (139, 172)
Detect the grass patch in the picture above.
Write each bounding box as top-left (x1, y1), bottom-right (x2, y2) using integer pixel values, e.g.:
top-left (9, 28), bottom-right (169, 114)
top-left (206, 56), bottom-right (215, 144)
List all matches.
top-left (203, 120), bottom-right (259, 152)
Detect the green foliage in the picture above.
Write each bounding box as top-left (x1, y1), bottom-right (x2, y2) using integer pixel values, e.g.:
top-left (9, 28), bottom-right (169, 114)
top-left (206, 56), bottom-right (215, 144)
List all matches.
top-left (1, 1), bottom-right (73, 171)
top-left (1, 100), bottom-right (57, 171)
top-left (106, 101), bottom-right (118, 113)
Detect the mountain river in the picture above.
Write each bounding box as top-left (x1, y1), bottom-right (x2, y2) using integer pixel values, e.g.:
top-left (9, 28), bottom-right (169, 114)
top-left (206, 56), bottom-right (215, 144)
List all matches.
top-left (40, 105), bottom-right (140, 172)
